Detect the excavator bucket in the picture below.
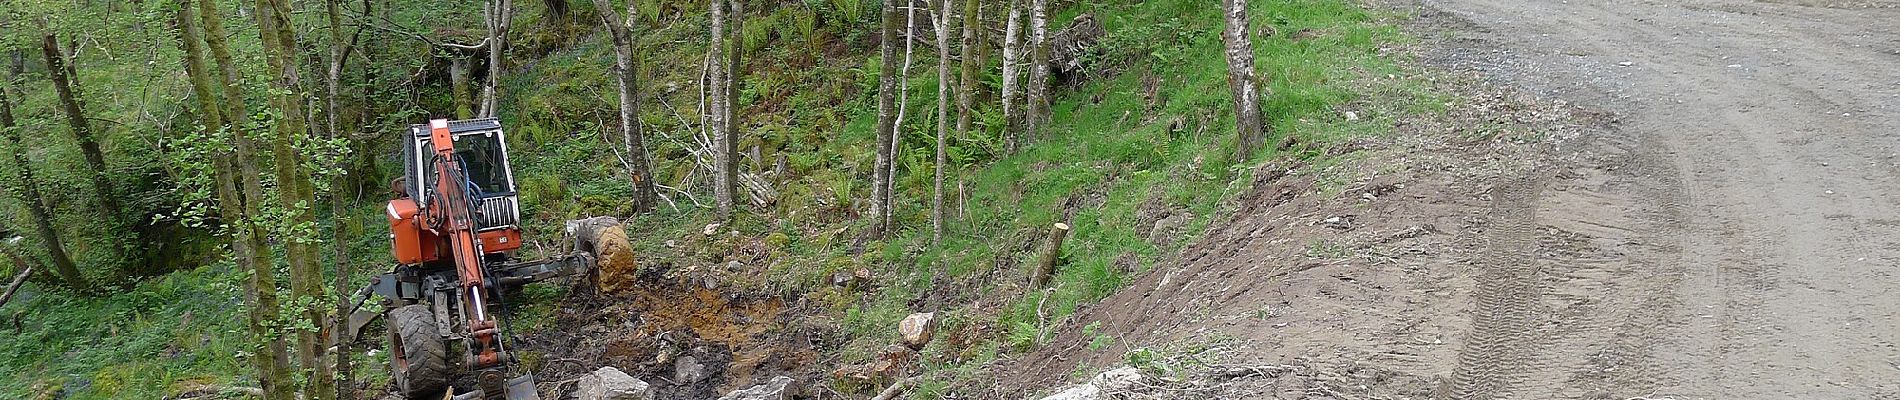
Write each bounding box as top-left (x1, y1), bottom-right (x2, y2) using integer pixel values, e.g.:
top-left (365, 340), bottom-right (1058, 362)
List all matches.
top-left (504, 374), bottom-right (541, 400)
top-left (446, 373), bottom-right (539, 400)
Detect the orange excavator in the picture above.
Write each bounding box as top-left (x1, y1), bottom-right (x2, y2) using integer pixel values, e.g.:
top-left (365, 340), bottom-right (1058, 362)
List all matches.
top-left (347, 118), bottom-right (626, 400)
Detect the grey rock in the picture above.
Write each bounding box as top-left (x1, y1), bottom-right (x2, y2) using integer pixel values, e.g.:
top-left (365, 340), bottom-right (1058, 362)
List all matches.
top-left (1148, 214), bottom-right (1188, 246)
top-left (674, 355), bottom-right (706, 384)
top-left (717, 376), bottom-right (797, 400)
top-left (1036, 366), bottom-right (1145, 400)
top-left (578, 367), bottom-right (653, 400)
top-left (1090, 366), bottom-right (1144, 392)
top-left (899, 312), bottom-right (937, 349)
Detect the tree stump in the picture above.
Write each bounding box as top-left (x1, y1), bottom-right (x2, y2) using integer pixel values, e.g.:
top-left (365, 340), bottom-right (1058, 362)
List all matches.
top-left (1031, 222), bottom-right (1071, 287)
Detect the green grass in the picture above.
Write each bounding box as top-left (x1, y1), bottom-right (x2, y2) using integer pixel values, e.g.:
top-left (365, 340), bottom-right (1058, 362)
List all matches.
top-left (0, 264), bottom-right (250, 398)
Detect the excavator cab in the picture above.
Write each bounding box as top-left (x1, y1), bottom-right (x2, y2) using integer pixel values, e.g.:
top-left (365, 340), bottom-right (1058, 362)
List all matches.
top-left (354, 118), bottom-right (627, 400)
top-left (394, 118), bottom-right (524, 261)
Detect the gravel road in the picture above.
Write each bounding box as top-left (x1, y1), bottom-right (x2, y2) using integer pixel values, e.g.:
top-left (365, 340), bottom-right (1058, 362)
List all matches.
top-left (1424, 0), bottom-right (1900, 398)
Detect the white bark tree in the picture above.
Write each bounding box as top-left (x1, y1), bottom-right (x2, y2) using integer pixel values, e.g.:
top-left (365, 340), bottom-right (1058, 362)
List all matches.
top-left (478, 0), bottom-right (514, 118)
top-left (1222, 0), bottom-right (1268, 160)
top-left (1000, 0), bottom-right (1022, 152)
top-left (710, 0), bottom-right (735, 218)
top-left (1024, 0), bottom-right (1049, 145)
top-left (932, 0), bottom-right (954, 242)
top-left (593, 0), bottom-right (659, 213)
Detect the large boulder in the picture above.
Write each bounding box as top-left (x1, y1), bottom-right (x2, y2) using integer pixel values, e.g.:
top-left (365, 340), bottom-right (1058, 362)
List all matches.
top-left (717, 376), bottom-right (797, 400)
top-left (577, 367), bottom-right (653, 400)
top-left (898, 312), bottom-right (937, 349)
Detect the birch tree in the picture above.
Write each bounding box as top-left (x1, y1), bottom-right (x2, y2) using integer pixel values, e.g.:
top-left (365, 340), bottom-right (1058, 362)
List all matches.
top-left (592, 0), bottom-right (659, 213)
top-left (1222, 0), bottom-right (1267, 159)
top-left (1000, 0), bottom-right (1021, 152)
top-left (889, 0), bottom-right (918, 227)
top-left (479, 0), bottom-right (514, 118)
top-left (709, 0), bottom-right (735, 219)
top-left (932, 0), bottom-right (954, 242)
top-left (725, 0), bottom-right (743, 214)
top-left (1024, 0), bottom-right (1049, 145)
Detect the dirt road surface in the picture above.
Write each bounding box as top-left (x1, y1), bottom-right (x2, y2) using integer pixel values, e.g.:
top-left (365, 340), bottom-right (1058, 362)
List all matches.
top-left (1000, 1), bottom-right (1900, 399)
top-left (1427, 0), bottom-right (1900, 398)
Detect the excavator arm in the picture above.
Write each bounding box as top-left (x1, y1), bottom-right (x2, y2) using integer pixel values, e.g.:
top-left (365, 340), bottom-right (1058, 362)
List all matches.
top-left (422, 120), bottom-right (506, 371)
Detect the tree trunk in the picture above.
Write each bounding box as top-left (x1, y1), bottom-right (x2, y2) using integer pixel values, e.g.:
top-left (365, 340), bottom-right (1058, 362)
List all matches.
top-left (1024, 0), bottom-right (1049, 145)
top-left (593, 0), bottom-right (658, 214)
top-left (889, 0), bottom-right (917, 228)
top-left (322, 0), bottom-right (357, 398)
top-left (450, 57), bottom-right (474, 119)
top-left (187, 1), bottom-right (295, 398)
top-left (871, 0), bottom-right (899, 237)
top-left (1032, 222), bottom-right (1070, 287)
top-left (0, 65), bottom-right (82, 292)
top-left (40, 32), bottom-right (123, 225)
top-left (0, 257), bottom-right (29, 308)
top-left (724, 0), bottom-right (743, 218)
top-left (957, 0), bottom-right (982, 132)
top-left (932, 0), bottom-right (953, 243)
top-left (709, 0), bottom-right (734, 219)
top-left (950, 0), bottom-right (981, 235)
top-left (479, 0), bottom-right (514, 118)
top-left (1222, 0), bottom-right (1267, 160)
top-left (255, 0), bottom-right (328, 395)
top-left (1000, 1), bottom-right (1020, 153)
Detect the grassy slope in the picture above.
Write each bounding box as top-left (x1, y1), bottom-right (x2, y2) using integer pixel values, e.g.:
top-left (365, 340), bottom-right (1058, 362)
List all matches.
top-left (0, 0), bottom-right (1429, 397)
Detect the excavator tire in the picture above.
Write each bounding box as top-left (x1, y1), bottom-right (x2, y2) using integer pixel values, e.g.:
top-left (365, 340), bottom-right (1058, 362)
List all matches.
top-left (389, 304), bottom-right (451, 398)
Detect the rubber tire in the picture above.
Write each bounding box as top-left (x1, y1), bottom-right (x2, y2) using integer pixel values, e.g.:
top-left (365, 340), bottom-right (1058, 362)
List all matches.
top-left (389, 304), bottom-right (452, 398)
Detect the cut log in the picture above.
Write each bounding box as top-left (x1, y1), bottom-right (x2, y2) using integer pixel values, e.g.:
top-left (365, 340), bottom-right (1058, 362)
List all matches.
top-left (568, 217), bottom-right (637, 293)
top-left (1031, 222), bottom-right (1071, 287)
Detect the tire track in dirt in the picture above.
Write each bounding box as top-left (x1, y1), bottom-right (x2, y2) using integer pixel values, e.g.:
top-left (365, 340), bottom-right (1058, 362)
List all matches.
top-left (1445, 174), bottom-right (1547, 399)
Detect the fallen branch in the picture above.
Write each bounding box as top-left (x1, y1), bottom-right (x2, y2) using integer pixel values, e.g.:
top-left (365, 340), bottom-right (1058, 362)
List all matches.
top-left (739, 172), bottom-right (777, 208)
top-left (0, 252), bottom-right (33, 308)
top-left (870, 377), bottom-right (918, 400)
